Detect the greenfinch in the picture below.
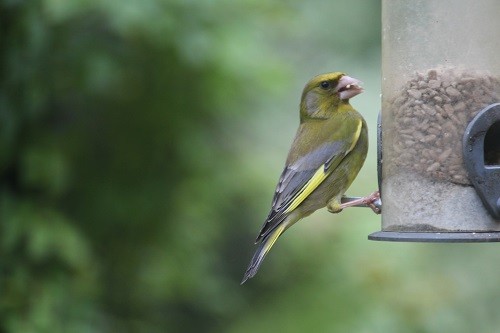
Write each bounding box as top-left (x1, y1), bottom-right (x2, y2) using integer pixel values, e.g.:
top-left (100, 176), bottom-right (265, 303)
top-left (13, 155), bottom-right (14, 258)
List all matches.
top-left (242, 72), bottom-right (370, 284)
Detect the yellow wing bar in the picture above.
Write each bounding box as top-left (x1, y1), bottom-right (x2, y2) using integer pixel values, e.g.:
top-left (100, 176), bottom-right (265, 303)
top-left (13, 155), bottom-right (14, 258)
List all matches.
top-left (348, 119), bottom-right (363, 153)
top-left (284, 166), bottom-right (329, 213)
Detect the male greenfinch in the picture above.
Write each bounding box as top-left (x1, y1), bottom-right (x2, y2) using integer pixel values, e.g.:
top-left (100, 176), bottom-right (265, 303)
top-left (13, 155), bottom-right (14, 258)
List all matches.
top-left (242, 72), bottom-right (376, 284)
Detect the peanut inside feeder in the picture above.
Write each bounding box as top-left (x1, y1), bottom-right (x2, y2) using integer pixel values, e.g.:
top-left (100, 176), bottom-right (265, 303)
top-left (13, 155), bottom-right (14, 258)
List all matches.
top-left (386, 67), bottom-right (500, 186)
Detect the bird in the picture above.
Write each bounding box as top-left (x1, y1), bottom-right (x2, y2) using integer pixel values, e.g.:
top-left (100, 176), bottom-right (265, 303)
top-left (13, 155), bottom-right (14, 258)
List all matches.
top-left (241, 72), bottom-right (378, 284)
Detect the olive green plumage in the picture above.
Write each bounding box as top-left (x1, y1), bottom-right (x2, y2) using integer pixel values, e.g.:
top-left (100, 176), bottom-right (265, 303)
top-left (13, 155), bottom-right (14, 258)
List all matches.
top-left (241, 72), bottom-right (368, 284)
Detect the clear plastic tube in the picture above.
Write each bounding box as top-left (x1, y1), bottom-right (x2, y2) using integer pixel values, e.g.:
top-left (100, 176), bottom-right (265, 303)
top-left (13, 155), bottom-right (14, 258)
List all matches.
top-left (381, 0), bottom-right (500, 231)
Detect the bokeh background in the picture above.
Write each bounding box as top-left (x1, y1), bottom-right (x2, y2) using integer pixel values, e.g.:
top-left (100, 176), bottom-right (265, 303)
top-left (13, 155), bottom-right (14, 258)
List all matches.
top-left (2, 1), bottom-right (500, 332)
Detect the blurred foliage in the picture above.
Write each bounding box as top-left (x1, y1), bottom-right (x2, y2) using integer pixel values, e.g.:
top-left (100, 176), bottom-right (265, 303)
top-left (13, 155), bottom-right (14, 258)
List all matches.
top-left (2, 1), bottom-right (500, 333)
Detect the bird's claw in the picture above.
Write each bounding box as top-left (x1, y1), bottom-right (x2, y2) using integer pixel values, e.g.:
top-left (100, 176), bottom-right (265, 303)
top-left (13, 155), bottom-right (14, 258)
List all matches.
top-left (340, 190), bottom-right (381, 214)
top-left (367, 195), bottom-right (381, 214)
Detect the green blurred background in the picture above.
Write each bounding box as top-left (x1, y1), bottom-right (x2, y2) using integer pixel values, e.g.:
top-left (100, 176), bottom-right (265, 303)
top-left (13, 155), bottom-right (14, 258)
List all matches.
top-left (2, 1), bottom-right (500, 332)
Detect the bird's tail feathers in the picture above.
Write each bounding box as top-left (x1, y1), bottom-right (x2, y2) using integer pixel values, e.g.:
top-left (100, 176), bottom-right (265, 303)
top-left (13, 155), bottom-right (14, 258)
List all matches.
top-left (241, 223), bottom-right (286, 284)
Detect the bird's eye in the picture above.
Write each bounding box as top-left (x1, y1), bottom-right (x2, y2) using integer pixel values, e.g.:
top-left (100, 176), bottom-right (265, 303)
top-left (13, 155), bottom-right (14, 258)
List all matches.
top-left (320, 81), bottom-right (330, 89)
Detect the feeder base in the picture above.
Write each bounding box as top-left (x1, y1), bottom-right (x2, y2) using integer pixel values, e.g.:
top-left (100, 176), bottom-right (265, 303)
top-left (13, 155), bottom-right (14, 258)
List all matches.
top-left (368, 231), bottom-right (500, 243)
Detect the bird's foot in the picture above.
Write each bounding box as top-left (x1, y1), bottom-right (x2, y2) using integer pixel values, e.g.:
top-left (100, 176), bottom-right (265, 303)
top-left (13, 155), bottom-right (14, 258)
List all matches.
top-left (340, 190), bottom-right (381, 214)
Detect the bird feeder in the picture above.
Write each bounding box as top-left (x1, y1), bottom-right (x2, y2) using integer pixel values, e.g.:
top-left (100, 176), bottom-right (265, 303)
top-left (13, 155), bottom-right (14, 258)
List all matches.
top-left (369, 0), bottom-right (500, 242)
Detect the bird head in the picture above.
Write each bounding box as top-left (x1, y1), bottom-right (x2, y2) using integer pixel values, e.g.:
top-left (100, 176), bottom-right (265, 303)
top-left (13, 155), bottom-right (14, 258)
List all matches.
top-left (300, 72), bottom-right (363, 120)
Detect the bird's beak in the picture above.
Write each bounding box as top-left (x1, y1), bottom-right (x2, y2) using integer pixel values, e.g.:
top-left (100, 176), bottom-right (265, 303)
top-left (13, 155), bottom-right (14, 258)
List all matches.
top-left (336, 75), bottom-right (364, 100)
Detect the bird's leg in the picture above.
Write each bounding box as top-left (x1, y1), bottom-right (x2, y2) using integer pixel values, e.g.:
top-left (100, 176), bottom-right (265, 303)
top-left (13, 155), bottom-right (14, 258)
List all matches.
top-left (340, 190), bottom-right (381, 214)
top-left (327, 198), bottom-right (343, 214)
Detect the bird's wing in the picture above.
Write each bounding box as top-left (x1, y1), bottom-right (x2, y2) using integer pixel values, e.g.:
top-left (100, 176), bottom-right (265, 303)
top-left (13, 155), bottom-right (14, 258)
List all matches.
top-left (256, 118), bottom-right (363, 242)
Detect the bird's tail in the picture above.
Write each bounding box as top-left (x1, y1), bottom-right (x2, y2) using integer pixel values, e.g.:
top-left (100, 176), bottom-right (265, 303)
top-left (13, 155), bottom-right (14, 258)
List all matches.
top-left (241, 223), bottom-right (286, 284)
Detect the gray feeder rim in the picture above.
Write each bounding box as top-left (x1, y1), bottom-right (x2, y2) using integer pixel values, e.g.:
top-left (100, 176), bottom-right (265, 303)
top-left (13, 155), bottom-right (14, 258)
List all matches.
top-left (368, 231), bottom-right (500, 243)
